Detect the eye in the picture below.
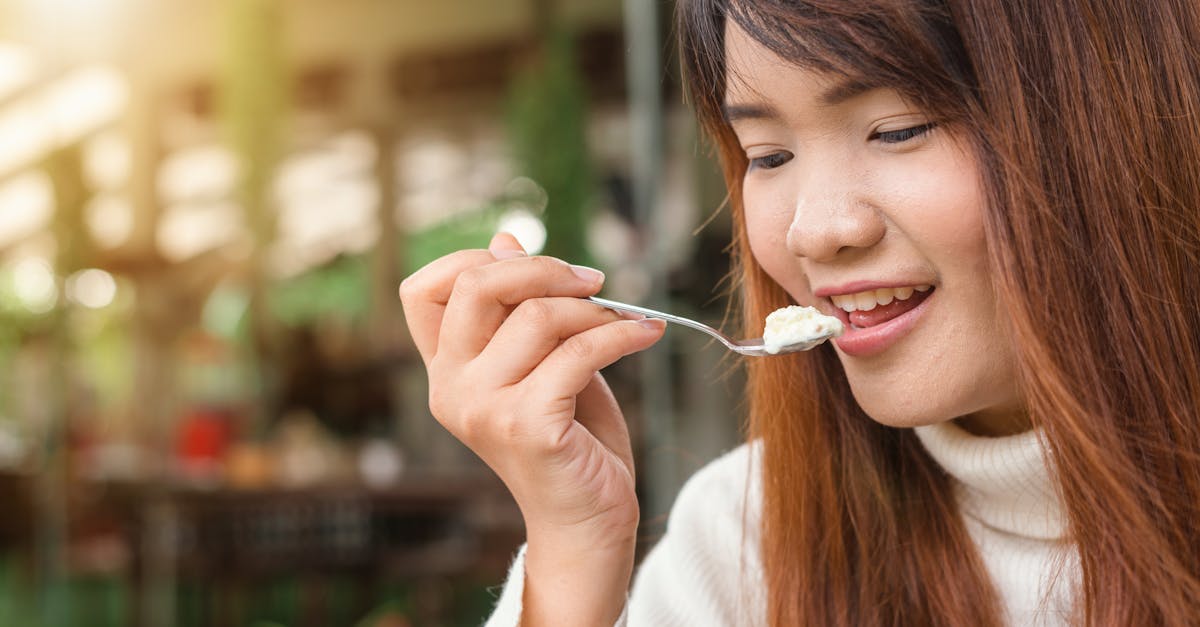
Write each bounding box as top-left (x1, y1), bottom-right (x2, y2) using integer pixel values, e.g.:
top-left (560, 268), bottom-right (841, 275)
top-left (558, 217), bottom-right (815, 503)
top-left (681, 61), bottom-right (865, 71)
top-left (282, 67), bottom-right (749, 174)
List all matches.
top-left (871, 122), bottom-right (936, 144)
top-left (748, 151), bottom-right (794, 170)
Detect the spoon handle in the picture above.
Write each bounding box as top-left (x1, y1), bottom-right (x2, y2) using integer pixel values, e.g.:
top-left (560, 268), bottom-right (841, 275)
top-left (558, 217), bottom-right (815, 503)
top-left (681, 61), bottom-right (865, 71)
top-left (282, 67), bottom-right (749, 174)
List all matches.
top-left (586, 296), bottom-right (735, 347)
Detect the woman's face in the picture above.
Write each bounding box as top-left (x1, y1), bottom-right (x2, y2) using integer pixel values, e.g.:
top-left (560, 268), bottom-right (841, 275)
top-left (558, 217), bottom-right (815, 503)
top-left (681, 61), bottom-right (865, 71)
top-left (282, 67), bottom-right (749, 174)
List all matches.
top-left (725, 23), bottom-right (1024, 434)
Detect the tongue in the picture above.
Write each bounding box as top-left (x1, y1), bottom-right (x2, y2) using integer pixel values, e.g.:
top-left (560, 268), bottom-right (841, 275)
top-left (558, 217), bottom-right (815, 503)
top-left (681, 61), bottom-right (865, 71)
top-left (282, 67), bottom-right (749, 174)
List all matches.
top-left (848, 289), bottom-right (933, 328)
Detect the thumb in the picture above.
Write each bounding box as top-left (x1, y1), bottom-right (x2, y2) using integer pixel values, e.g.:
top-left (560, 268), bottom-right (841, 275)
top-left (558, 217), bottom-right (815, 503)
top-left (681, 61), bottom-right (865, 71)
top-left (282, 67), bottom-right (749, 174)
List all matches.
top-left (488, 231), bottom-right (527, 259)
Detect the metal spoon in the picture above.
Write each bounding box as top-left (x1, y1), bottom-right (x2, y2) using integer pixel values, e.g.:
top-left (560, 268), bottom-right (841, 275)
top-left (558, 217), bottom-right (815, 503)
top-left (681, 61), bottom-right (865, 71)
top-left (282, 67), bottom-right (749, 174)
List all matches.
top-left (587, 296), bottom-right (836, 356)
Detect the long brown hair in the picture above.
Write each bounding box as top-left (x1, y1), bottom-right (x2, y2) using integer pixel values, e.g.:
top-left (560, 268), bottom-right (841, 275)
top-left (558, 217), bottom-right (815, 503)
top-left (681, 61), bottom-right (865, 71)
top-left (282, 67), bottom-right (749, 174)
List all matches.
top-left (678, 0), bottom-right (1200, 625)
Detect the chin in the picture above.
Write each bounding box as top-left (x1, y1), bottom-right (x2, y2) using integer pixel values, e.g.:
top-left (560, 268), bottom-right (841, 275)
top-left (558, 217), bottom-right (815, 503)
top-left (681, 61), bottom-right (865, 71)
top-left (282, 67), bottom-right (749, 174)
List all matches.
top-left (838, 344), bottom-right (1020, 431)
top-left (855, 402), bottom-right (946, 429)
top-left (845, 380), bottom-right (961, 429)
top-left (848, 381), bottom-right (1023, 434)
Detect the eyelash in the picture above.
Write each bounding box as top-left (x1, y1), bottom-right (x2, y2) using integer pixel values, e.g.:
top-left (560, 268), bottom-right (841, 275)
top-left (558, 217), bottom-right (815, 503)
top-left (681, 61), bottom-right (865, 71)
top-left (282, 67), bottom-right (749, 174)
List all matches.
top-left (871, 122), bottom-right (937, 144)
top-left (746, 122), bottom-right (936, 171)
top-left (748, 152), bottom-right (793, 170)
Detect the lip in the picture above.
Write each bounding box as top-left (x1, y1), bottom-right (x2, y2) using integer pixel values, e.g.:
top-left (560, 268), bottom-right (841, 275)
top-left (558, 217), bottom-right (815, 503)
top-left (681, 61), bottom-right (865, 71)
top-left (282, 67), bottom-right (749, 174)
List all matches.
top-left (813, 279), bottom-right (934, 298)
top-left (831, 287), bottom-right (935, 357)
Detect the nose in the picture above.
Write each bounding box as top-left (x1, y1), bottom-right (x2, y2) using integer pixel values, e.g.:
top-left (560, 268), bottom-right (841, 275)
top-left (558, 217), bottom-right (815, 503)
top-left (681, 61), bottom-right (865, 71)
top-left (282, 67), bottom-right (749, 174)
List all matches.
top-left (785, 170), bottom-right (886, 261)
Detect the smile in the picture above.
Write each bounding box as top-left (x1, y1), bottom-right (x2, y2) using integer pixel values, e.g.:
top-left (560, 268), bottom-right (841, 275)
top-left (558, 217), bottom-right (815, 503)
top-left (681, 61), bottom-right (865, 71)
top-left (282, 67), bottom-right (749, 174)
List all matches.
top-left (829, 285), bottom-right (932, 314)
top-left (824, 284), bottom-right (935, 357)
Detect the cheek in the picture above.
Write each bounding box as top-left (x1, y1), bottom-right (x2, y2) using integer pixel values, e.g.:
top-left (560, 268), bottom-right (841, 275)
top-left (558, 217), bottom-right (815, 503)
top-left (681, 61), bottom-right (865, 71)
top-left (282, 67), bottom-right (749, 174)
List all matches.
top-left (842, 145), bottom-right (1017, 425)
top-left (744, 205), bottom-right (781, 270)
top-left (743, 193), bottom-right (811, 300)
top-left (878, 143), bottom-right (987, 257)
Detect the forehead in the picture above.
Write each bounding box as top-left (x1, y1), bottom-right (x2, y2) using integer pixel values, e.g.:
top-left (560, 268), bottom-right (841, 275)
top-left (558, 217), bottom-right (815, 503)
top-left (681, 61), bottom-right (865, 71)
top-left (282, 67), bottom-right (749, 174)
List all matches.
top-left (723, 21), bottom-right (875, 120)
top-left (723, 20), bottom-right (801, 100)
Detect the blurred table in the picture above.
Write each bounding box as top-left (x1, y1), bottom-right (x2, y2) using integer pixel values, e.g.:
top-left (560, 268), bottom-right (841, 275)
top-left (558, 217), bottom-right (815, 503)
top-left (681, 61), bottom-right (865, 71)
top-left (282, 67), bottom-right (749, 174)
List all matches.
top-left (100, 473), bottom-right (523, 627)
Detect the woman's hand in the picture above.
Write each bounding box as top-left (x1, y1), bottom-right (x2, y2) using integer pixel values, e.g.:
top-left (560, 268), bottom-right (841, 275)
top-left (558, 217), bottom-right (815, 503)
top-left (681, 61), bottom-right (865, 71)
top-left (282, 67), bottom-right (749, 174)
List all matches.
top-left (399, 232), bottom-right (666, 625)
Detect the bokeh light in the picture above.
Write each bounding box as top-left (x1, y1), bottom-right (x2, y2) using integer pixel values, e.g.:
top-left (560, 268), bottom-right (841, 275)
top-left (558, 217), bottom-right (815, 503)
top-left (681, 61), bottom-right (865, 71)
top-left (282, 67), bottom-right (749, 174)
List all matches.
top-left (0, 44), bottom-right (36, 101)
top-left (66, 268), bottom-right (117, 309)
top-left (11, 257), bottom-right (57, 314)
top-left (503, 175), bottom-right (549, 214)
top-left (0, 172), bottom-right (53, 249)
top-left (84, 194), bottom-right (135, 249)
top-left (495, 208), bottom-right (547, 255)
top-left (0, 65), bottom-right (127, 178)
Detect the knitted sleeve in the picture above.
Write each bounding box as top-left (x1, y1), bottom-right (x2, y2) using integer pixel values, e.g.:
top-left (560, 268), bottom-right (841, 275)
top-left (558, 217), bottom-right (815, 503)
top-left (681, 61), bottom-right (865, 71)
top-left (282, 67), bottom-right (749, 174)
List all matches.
top-left (481, 544), bottom-right (528, 627)
top-left (626, 443), bottom-right (764, 626)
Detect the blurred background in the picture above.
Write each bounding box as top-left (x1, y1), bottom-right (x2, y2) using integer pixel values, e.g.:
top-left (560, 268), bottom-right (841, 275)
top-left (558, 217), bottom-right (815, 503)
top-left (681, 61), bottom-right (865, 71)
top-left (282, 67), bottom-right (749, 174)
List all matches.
top-left (0, 0), bottom-right (743, 625)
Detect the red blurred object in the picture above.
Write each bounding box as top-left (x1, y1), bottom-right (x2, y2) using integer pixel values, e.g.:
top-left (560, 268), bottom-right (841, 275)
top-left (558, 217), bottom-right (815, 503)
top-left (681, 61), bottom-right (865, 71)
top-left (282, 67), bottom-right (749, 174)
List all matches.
top-left (175, 407), bottom-right (234, 479)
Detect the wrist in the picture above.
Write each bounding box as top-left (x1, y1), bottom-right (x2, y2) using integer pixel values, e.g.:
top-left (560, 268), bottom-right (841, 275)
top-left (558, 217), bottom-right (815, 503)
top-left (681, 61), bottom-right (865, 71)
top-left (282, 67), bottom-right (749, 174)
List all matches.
top-left (521, 535), bottom-right (635, 627)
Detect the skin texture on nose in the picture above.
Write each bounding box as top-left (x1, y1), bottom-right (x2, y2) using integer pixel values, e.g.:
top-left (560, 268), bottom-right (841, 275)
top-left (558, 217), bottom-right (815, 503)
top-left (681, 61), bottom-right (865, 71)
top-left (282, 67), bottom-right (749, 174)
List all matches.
top-left (725, 22), bottom-right (1026, 435)
top-left (786, 185), bottom-right (887, 261)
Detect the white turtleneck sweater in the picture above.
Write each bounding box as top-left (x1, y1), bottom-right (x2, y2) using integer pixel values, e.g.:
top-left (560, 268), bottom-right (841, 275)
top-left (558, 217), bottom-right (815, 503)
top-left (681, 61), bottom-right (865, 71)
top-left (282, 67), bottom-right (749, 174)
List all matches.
top-left (484, 420), bottom-right (1078, 626)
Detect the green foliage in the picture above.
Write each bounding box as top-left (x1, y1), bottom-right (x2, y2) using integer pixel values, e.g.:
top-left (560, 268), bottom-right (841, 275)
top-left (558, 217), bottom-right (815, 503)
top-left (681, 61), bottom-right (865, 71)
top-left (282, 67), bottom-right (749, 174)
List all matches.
top-left (0, 265), bottom-right (56, 331)
top-left (354, 599), bottom-right (409, 627)
top-left (262, 201), bottom-right (507, 329)
top-left (403, 204), bottom-right (506, 274)
top-left (506, 29), bottom-right (594, 264)
top-left (0, 554), bottom-right (34, 626)
top-left (268, 255), bottom-right (370, 327)
top-left (0, 557), bottom-right (129, 627)
top-left (69, 307), bottom-right (134, 413)
top-left (202, 283), bottom-right (251, 341)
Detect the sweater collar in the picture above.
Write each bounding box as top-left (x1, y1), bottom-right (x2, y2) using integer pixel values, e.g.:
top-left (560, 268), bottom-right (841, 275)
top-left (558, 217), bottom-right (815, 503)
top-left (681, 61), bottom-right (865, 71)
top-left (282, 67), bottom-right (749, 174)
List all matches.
top-left (913, 420), bottom-right (1069, 542)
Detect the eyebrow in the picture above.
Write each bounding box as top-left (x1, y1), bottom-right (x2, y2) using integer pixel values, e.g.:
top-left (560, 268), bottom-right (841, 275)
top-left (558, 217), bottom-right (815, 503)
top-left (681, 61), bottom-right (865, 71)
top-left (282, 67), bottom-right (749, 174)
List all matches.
top-left (818, 77), bottom-right (874, 106)
top-left (722, 103), bottom-right (782, 123)
top-left (722, 76), bottom-right (876, 123)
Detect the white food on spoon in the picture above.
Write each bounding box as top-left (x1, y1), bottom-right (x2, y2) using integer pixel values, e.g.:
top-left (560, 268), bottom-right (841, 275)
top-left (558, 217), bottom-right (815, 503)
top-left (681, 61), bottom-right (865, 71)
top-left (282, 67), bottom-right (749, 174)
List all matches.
top-left (762, 305), bottom-right (845, 354)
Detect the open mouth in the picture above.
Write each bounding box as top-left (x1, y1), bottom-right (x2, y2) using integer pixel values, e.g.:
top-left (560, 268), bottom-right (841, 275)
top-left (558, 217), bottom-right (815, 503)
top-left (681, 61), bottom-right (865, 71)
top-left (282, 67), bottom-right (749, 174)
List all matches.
top-left (828, 284), bottom-right (934, 329)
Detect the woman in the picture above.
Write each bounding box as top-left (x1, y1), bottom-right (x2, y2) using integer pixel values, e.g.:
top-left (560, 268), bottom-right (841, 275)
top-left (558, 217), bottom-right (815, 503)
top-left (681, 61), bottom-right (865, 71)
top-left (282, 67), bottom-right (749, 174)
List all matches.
top-left (399, 0), bottom-right (1200, 624)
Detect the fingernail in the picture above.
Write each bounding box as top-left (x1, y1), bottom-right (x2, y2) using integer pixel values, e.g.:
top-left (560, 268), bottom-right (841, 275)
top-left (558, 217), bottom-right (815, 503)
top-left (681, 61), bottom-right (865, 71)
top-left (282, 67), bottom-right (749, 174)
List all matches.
top-left (618, 311), bottom-right (646, 321)
top-left (570, 264), bottom-right (604, 284)
top-left (637, 318), bottom-right (666, 331)
top-left (492, 248), bottom-right (525, 260)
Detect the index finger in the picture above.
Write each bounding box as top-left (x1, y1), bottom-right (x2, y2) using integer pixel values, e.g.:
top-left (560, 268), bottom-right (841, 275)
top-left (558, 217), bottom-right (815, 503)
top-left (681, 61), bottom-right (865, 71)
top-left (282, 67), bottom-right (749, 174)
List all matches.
top-left (399, 248), bottom-right (506, 365)
top-left (435, 254), bottom-right (605, 364)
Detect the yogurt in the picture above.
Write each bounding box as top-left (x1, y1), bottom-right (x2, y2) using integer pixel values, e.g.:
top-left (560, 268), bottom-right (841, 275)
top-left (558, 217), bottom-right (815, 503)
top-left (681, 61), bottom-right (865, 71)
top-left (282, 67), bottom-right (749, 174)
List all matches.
top-left (763, 305), bottom-right (844, 354)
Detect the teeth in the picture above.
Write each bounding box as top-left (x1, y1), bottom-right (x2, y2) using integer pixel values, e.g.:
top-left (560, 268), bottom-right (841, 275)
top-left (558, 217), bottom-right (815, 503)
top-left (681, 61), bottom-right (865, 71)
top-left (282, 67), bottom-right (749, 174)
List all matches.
top-left (829, 285), bottom-right (932, 313)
